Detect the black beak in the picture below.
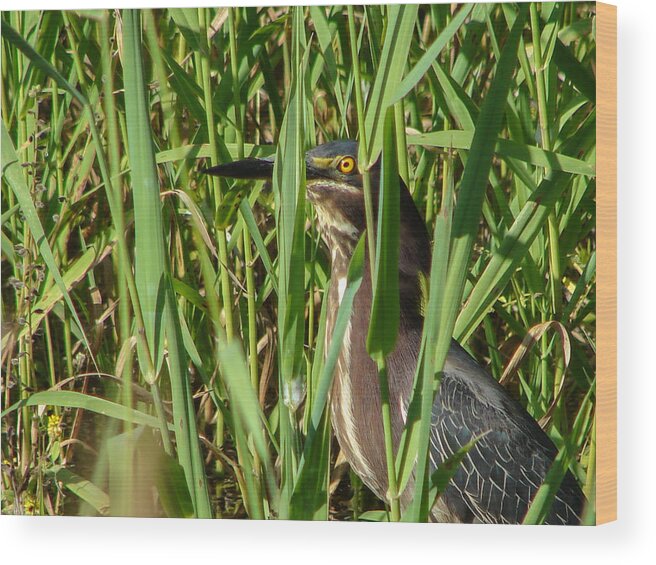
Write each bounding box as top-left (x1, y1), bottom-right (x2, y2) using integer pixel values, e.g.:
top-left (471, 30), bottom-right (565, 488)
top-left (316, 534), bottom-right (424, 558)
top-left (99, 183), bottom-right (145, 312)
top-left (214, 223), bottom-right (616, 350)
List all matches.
top-left (201, 153), bottom-right (326, 182)
top-left (201, 155), bottom-right (275, 180)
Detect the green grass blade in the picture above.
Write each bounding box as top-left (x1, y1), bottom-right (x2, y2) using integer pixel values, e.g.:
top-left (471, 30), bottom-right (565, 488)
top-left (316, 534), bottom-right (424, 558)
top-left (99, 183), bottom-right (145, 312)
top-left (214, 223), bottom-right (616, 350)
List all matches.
top-left (1, 390), bottom-right (165, 429)
top-left (271, 6), bottom-right (311, 518)
top-left (367, 108), bottom-right (400, 360)
top-left (440, 6), bottom-right (527, 350)
top-left (122, 9), bottom-right (211, 517)
top-left (12, 243), bottom-right (112, 344)
top-left (455, 171), bottom-right (570, 342)
top-left (309, 5), bottom-right (348, 127)
top-left (391, 4), bottom-right (474, 105)
top-left (553, 39), bottom-right (596, 102)
top-left (400, 151), bottom-right (455, 521)
top-left (522, 440), bottom-right (577, 525)
top-left (427, 435), bottom-right (482, 509)
top-left (122, 10), bottom-right (166, 377)
top-left (408, 130), bottom-right (595, 176)
top-left (218, 340), bottom-right (280, 510)
top-left (403, 6), bottom-right (528, 522)
top-left (290, 235), bottom-right (365, 520)
top-left (155, 451), bottom-right (195, 518)
top-left (430, 62), bottom-right (477, 130)
top-left (364, 4), bottom-right (419, 162)
top-left (45, 466), bottom-right (110, 516)
top-left (1, 121), bottom-right (98, 370)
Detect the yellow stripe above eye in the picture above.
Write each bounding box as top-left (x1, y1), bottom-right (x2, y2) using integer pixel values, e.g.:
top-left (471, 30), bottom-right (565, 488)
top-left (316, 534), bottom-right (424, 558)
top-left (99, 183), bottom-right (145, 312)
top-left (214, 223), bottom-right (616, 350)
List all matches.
top-left (310, 157), bottom-right (337, 169)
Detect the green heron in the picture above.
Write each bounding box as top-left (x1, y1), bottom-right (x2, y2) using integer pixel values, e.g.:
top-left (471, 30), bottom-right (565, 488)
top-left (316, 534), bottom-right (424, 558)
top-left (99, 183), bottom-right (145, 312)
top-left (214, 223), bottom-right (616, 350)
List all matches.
top-left (203, 140), bottom-right (586, 524)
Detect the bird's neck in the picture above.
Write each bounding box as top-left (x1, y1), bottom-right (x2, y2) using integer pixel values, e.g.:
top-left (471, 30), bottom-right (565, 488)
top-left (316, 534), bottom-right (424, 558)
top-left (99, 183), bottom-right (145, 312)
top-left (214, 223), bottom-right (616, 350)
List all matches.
top-left (323, 229), bottom-right (358, 291)
top-left (313, 203), bottom-right (361, 282)
top-left (317, 190), bottom-right (431, 284)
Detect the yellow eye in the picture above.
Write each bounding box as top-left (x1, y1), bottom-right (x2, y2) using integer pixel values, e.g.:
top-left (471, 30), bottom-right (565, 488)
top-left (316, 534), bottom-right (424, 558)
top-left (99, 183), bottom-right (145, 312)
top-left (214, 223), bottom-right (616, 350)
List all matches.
top-left (338, 156), bottom-right (356, 174)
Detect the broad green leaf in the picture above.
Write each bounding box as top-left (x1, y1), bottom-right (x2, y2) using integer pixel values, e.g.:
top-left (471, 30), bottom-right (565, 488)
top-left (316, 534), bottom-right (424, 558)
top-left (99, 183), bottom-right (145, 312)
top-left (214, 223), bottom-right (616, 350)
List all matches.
top-left (46, 466), bottom-right (110, 516)
top-left (218, 340), bottom-right (280, 509)
top-left (156, 451), bottom-right (195, 518)
top-left (1, 390), bottom-right (165, 429)
top-left (367, 108), bottom-right (400, 360)
top-left (408, 130), bottom-right (595, 176)
top-left (122, 8), bottom-right (211, 517)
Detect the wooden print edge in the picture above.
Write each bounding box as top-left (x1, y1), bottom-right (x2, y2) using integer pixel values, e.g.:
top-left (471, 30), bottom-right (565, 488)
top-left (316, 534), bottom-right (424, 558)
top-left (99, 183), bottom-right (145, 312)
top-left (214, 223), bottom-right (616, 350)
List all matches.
top-left (595, 1), bottom-right (617, 525)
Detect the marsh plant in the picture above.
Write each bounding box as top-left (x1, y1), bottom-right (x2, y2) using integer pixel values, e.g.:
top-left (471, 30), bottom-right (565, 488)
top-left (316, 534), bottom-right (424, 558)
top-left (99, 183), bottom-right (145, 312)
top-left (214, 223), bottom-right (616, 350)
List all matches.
top-left (1, 3), bottom-right (596, 522)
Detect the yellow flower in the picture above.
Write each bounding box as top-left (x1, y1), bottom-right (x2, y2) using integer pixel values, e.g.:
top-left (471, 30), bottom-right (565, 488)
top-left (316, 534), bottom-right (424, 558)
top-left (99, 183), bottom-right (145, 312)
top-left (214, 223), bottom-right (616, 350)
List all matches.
top-left (47, 413), bottom-right (62, 439)
top-left (22, 492), bottom-right (36, 515)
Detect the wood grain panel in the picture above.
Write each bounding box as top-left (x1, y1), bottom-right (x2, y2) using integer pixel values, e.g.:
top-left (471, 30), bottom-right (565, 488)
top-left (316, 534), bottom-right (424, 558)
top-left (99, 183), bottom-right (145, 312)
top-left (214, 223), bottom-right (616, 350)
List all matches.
top-left (596, 1), bottom-right (617, 525)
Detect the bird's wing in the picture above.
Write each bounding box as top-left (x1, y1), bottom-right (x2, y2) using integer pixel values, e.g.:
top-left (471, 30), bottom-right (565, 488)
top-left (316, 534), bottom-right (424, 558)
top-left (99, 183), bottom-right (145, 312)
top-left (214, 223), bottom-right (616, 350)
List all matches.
top-left (428, 341), bottom-right (585, 525)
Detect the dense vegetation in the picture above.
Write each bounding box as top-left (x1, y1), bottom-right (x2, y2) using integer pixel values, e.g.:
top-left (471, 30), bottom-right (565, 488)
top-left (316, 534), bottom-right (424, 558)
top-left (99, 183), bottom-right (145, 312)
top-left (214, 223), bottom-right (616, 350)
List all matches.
top-left (1, 3), bottom-right (596, 522)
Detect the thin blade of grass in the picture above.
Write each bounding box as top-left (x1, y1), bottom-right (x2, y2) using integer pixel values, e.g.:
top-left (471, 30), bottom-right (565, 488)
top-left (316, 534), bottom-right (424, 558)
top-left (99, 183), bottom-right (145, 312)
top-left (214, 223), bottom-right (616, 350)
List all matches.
top-left (1, 390), bottom-right (165, 429)
top-left (455, 171), bottom-right (570, 342)
top-left (391, 4), bottom-right (474, 105)
top-left (522, 440), bottom-right (577, 524)
top-left (1, 121), bottom-right (98, 370)
top-left (271, 6), bottom-right (310, 518)
top-left (440, 6), bottom-right (527, 353)
top-left (408, 130), bottom-right (595, 176)
top-left (428, 435), bottom-right (483, 509)
top-left (218, 340), bottom-right (280, 510)
top-left (290, 235), bottom-right (365, 520)
top-left (367, 108), bottom-right (400, 360)
top-left (122, 9), bottom-right (211, 517)
top-left (364, 4), bottom-right (419, 162)
top-left (400, 150), bottom-right (454, 522)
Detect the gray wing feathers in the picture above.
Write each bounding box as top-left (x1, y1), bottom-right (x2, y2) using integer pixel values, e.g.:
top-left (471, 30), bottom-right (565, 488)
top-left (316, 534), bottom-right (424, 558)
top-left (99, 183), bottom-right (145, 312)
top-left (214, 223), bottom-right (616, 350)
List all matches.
top-left (428, 342), bottom-right (585, 525)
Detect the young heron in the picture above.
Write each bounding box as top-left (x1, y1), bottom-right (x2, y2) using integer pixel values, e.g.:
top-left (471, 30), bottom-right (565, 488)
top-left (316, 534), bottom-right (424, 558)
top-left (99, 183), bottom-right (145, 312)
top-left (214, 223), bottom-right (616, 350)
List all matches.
top-left (203, 140), bottom-right (585, 524)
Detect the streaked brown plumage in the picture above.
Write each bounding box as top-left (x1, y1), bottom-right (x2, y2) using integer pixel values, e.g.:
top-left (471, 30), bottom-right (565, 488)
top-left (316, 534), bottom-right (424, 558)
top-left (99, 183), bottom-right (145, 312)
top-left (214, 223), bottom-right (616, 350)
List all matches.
top-left (203, 139), bottom-right (586, 524)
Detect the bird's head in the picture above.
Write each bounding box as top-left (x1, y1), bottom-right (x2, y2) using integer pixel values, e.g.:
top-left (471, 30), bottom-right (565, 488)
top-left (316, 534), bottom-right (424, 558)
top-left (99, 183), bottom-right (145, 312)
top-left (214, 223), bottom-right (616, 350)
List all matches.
top-left (203, 140), bottom-right (373, 247)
